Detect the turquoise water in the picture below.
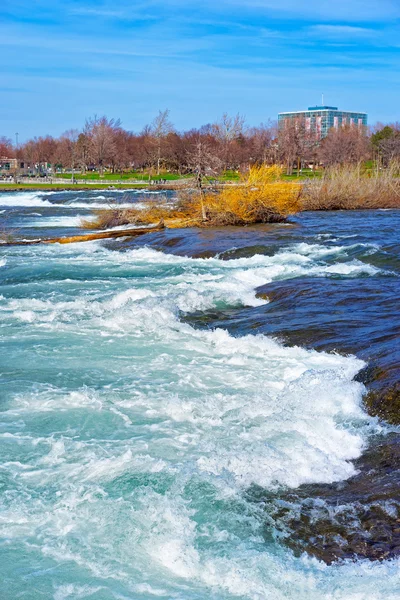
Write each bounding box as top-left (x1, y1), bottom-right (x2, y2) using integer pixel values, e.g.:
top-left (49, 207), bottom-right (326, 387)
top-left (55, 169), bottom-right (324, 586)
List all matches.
top-left (1, 191), bottom-right (399, 599)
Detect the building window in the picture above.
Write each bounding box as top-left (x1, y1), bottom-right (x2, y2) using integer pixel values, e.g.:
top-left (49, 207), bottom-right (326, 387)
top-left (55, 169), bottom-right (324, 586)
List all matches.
top-left (316, 116), bottom-right (322, 138)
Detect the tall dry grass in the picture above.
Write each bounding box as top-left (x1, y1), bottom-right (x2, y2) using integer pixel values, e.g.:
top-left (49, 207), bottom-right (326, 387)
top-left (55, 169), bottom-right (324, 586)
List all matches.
top-left (81, 194), bottom-right (198, 230)
top-left (80, 196), bottom-right (174, 230)
top-left (302, 163), bottom-right (400, 210)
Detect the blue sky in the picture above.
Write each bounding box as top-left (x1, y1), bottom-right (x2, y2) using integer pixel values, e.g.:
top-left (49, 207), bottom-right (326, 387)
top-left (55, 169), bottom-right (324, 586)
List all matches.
top-left (1, 0), bottom-right (400, 140)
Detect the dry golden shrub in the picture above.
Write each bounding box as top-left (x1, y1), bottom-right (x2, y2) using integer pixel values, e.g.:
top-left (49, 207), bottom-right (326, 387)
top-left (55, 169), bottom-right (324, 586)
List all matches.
top-left (201, 165), bottom-right (301, 225)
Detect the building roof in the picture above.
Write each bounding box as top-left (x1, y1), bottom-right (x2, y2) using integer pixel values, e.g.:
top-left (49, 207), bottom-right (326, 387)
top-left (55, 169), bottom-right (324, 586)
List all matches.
top-left (308, 105), bottom-right (338, 110)
top-left (279, 107), bottom-right (367, 116)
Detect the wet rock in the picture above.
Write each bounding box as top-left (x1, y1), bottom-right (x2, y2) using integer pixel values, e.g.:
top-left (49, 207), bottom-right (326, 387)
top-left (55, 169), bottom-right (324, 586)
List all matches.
top-left (364, 384), bottom-right (400, 425)
top-left (249, 433), bottom-right (400, 563)
top-left (354, 363), bottom-right (387, 386)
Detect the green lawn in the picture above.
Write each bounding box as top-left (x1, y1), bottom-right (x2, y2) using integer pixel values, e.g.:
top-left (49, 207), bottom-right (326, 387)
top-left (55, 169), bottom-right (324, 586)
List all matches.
top-left (53, 171), bottom-right (186, 181)
top-left (217, 170), bottom-right (241, 182)
top-left (281, 169), bottom-right (323, 181)
top-left (0, 183), bottom-right (154, 191)
top-left (0, 167), bottom-right (325, 192)
top-left (217, 168), bottom-right (322, 182)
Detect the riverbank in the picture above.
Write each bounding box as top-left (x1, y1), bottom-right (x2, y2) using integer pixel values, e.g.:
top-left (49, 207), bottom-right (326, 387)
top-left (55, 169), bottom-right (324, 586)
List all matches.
top-left (0, 182), bottom-right (176, 192)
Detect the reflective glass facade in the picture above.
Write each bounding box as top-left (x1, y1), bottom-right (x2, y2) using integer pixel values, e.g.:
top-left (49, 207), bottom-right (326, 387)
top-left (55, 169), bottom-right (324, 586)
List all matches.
top-left (278, 106), bottom-right (368, 140)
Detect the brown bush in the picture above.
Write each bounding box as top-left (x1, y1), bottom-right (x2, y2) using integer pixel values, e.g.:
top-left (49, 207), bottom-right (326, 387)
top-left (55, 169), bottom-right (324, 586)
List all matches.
top-left (302, 163), bottom-right (400, 210)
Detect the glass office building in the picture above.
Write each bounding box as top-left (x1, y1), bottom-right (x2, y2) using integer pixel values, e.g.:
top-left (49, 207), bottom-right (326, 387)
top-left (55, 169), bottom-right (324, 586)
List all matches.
top-left (278, 106), bottom-right (368, 140)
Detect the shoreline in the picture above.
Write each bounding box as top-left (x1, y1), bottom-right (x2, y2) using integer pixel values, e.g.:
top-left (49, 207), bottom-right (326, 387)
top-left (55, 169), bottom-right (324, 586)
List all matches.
top-left (0, 182), bottom-right (230, 192)
top-left (0, 183), bottom-right (175, 192)
top-left (0, 183), bottom-right (399, 212)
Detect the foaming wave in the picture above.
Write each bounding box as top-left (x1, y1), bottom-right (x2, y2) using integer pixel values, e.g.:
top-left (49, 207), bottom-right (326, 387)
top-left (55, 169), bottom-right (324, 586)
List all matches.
top-left (1, 243), bottom-right (380, 491)
top-left (0, 189), bottom-right (159, 209)
top-left (0, 191), bottom-right (56, 207)
top-left (66, 201), bottom-right (147, 209)
top-left (1, 244), bottom-right (382, 322)
top-left (22, 215), bottom-right (90, 228)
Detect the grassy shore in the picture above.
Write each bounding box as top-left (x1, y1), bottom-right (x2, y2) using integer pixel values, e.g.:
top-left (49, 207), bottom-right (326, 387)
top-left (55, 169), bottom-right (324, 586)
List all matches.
top-left (52, 171), bottom-right (186, 181)
top-left (0, 182), bottom-right (170, 192)
top-left (0, 167), bottom-right (323, 192)
top-left (2, 165), bottom-right (399, 211)
top-left (0, 181), bottom-right (236, 192)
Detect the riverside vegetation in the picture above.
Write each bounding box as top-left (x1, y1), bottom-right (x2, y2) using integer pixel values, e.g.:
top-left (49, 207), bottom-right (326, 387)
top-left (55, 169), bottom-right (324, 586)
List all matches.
top-left (3, 163), bottom-right (399, 248)
top-left (302, 163), bottom-right (400, 210)
top-left (82, 163), bottom-right (400, 234)
top-left (82, 165), bottom-right (301, 230)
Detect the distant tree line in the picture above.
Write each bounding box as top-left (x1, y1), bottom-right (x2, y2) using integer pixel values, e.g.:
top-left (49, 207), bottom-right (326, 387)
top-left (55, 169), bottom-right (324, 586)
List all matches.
top-left (1, 110), bottom-right (400, 177)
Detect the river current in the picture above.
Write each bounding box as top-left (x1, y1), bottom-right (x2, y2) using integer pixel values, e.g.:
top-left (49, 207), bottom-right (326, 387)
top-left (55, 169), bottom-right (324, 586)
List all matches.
top-left (0, 190), bottom-right (399, 599)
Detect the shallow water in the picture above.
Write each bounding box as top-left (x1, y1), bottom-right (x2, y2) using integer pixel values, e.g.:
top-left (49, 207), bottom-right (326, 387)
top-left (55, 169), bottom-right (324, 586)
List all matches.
top-left (0, 191), bottom-right (399, 599)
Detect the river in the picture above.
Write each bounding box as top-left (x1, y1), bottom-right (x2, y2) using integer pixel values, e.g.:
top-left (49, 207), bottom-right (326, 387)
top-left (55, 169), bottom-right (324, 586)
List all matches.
top-left (0, 190), bottom-right (399, 599)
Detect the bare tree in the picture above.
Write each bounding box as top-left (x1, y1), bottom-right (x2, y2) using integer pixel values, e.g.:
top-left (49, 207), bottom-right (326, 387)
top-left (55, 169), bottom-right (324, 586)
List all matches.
top-left (212, 113), bottom-right (246, 143)
top-left (20, 136), bottom-right (58, 175)
top-left (319, 126), bottom-right (370, 167)
top-left (186, 136), bottom-right (222, 220)
top-left (278, 119), bottom-right (301, 175)
top-left (246, 121), bottom-right (278, 165)
top-left (211, 113), bottom-right (246, 170)
top-left (76, 133), bottom-right (91, 172)
top-left (57, 129), bottom-right (79, 181)
top-left (0, 136), bottom-right (15, 158)
top-left (85, 116), bottom-right (121, 175)
top-left (150, 109), bottom-right (175, 175)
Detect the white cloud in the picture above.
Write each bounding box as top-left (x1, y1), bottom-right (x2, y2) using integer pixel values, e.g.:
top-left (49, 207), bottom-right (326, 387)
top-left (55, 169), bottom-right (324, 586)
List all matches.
top-left (70, 8), bottom-right (126, 17)
top-left (207, 0), bottom-right (399, 22)
top-left (309, 24), bottom-right (375, 38)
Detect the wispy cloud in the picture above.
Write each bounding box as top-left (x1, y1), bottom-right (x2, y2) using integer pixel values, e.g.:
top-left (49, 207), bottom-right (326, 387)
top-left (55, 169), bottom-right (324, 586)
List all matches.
top-left (1, 0), bottom-right (400, 139)
top-left (69, 8), bottom-right (127, 18)
top-left (214, 0), bottom-right (400, 21)
top-left (310, 24), bottom-right (376, 38)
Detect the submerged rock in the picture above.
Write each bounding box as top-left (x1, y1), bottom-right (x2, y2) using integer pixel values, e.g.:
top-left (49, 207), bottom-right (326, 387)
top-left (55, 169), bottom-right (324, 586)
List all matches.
top-left (249, 433), bottom-right (400, 563)
top-left (364, 384), bottom-right (400, 425)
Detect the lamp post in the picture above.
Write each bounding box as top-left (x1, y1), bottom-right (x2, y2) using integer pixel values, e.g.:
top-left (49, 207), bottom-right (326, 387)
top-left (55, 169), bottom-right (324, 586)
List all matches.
top-left (15, 133), bottom-right (19, 182)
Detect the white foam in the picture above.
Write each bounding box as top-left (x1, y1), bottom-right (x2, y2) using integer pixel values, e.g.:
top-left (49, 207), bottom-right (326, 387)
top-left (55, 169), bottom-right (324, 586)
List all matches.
top-left (0, 244), bottom-right (379, 491)
top-left (53, 585), bottom-right (104, 600)
top-left (0, 190), bottom-right (156, 209)
top-left (0, 191), bottom-right (55, 207)
top-left (22, 215), bottom-right (90, 228)
top-left (63, 200), bottom-right (147, 209)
